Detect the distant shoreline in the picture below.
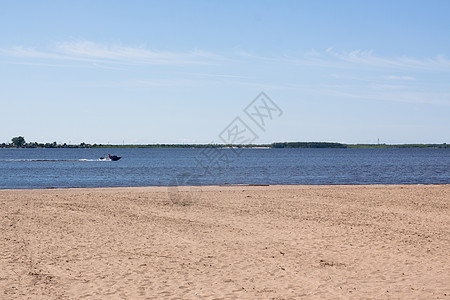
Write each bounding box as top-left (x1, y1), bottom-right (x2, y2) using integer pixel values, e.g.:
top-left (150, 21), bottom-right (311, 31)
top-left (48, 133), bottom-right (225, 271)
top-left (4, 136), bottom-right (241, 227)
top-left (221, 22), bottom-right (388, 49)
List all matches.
top-left (1, 141), bottom-right (449, 149)
top-left (1, 183), bottom-right (449, 192)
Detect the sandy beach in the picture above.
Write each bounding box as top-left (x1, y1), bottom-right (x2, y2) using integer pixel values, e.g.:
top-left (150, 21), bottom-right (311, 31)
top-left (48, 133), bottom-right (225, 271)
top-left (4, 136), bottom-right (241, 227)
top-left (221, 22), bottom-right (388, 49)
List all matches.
top-left (1, 185), bottom-right (449, 299)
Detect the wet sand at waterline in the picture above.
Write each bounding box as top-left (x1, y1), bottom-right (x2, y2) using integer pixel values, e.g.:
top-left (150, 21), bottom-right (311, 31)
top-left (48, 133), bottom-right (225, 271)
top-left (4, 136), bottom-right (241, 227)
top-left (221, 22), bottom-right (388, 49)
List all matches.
top-left (1, 185), bottom-right (449, 299)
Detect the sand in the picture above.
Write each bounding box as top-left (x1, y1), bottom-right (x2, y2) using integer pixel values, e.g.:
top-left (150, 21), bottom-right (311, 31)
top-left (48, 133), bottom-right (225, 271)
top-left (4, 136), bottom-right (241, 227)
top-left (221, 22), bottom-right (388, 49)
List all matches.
top-left (1, 185), bottom-right (449, 299)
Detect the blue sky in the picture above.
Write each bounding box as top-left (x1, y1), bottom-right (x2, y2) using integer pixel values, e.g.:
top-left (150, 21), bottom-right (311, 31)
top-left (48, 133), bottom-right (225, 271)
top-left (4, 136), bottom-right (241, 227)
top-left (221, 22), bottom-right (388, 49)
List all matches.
top-left (1, 0), bottom-right (449, 144)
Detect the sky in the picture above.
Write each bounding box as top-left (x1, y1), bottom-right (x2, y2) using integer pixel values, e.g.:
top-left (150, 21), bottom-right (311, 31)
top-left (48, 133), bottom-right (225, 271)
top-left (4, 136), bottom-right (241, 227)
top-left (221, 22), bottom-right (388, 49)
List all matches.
top-left (1, 0), bottom-right (450, 144)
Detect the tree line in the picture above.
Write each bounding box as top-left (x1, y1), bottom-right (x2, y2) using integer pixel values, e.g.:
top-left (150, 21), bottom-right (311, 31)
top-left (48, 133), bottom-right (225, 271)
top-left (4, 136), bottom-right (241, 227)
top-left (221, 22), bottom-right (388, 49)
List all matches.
top-left (2, 137), bottom-right (93, 148)
top-left (1, 136), bottom-right (449, 149)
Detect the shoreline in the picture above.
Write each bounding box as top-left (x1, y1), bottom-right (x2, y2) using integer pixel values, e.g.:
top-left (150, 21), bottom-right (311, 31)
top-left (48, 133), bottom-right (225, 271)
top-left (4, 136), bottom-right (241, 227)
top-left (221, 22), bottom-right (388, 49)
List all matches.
top-left (1, 182), bottom-right (449, 191)
top-left (2, 144), bottom-right (449, 149)
top-left (1, 184), bottom-right (449, 298)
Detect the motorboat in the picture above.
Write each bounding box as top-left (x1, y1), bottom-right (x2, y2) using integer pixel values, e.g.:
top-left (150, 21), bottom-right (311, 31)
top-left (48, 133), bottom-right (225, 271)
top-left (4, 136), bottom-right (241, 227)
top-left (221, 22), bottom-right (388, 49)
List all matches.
top-left (99, 154), bottom-right (122, 161)
top-left (108, 154), bottom-right (121, 161)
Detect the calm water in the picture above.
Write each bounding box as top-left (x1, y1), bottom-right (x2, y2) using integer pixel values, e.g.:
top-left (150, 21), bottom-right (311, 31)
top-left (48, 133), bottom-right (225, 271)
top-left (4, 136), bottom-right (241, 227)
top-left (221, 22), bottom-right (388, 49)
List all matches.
top-left (0, 148), bottom-right (449, 189)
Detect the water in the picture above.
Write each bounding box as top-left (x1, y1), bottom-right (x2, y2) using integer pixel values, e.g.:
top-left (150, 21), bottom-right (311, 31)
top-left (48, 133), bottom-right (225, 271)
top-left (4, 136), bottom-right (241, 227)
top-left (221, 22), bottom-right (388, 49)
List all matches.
top-left (0, 148), bottom-right (449, 189)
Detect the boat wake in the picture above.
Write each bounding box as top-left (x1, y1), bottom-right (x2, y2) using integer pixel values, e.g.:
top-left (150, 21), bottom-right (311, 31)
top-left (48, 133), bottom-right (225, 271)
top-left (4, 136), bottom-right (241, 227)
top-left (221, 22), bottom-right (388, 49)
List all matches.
top-left (0, 159), bottom-right (112, 162)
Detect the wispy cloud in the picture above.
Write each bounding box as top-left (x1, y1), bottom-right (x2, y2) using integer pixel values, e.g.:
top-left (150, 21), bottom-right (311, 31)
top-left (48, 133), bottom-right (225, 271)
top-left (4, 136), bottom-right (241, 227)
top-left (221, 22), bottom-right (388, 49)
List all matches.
top-left (0, 40), bottom-right (222, 66)
top-left (2, 41), bottom-right (449, 106)
top-left (178, 72), bottom-right (253, 79)
top-left (270, 48), bottom-right (450, 72)
top-left (319, 84), bottom-right (450, 106)
top-left (384, 75), bottom-right (415, 81)
top-left (2, 41), bottom-right (449, 73)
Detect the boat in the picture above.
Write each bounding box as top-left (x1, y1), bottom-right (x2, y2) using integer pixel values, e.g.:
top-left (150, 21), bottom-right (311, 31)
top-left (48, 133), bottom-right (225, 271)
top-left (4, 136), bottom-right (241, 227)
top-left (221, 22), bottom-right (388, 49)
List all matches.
top-left (100, 154), bottom-right (122, 161)
top-left (107, 154), bottom-right (121, 161)
top-left (99, 154), bottom-right (122, 161)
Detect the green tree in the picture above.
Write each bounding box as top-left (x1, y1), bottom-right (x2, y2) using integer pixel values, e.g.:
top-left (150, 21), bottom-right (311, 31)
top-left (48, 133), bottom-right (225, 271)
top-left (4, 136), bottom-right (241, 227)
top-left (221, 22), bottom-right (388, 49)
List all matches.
top-left (11, 136), bottom-right (26, 147)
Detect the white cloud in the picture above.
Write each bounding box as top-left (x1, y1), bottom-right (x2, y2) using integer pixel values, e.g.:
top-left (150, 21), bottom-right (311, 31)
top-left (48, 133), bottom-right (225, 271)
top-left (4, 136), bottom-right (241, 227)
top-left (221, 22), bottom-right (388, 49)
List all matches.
top-left (0, 41), bottom-right (222, 66)
top-left (1, 42), bottom-right (449, 106)
top-left (2, 41), bottom-right (449, 72)
top-left (278, 48), bottom-right (450, 72)
top-left (384, 75), bottom-right (415, 81)
top-left (369, 83), bottom-right (413, 90)
top-left (319, 85), bottom-right (450, 106)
